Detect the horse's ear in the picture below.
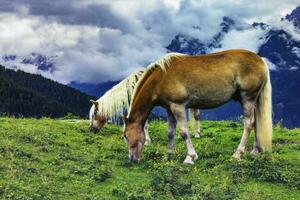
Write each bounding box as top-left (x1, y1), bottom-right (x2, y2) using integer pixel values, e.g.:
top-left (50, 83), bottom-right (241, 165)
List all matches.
top-left (90, 99), bottom-right (99, 108)
top-left (120, 114), bottom-right (128, 124)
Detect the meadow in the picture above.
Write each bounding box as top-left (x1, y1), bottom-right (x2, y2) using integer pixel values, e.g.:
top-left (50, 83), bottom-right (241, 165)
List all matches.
top-left (0, 117), bottom-right (299, 199)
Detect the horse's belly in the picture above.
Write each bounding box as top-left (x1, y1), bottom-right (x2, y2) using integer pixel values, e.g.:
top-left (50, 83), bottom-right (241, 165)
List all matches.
top-left (187, 86), bottom-right (236, 109)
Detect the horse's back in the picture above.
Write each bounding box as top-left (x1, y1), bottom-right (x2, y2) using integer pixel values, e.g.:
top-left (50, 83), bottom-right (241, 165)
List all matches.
top-left (155, 49), bottom-right (267, 108)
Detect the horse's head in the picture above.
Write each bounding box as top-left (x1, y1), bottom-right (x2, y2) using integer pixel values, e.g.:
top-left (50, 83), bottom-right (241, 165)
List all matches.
top-left (122, 115), bottom-right (146, 163)
top-left (89, 99), bottom-right (106, 133)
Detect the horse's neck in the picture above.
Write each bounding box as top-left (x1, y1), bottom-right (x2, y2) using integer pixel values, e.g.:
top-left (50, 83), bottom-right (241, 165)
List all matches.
top-left (128, 86), bottom-right (153, 126)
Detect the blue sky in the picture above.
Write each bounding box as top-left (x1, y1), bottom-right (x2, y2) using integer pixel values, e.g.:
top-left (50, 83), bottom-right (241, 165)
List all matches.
top-left (0, 0), bottom-right (299, 84)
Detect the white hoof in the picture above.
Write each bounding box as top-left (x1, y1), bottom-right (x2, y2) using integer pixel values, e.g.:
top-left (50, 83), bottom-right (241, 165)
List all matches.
top-left (194, 153), bottom-right (199, 161)
top-left (183, 156), bottom-right (194, 164)
top-left (232, 151), bottom-right (241, 159)
top-left (194, 133), bottom-right (200, 138)
top-left (183, 153), bottom-right (198, 164)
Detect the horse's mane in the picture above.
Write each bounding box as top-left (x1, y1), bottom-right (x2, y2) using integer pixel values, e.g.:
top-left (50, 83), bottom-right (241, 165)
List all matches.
top-left (96, 70), bottom-right (143, 121)
top-left (128, 53), bottom-right (185, 116)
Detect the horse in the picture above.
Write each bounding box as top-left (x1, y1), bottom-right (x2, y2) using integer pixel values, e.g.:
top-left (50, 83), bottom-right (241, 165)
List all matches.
top-left (88, 70), bottom-right (152, 141)
top-left (122, 49), bottom-right (272, 164)
top-left (89, 70), bottom-right (202, 144)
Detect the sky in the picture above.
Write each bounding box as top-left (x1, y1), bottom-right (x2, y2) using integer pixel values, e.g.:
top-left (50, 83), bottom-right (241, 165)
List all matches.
top-left (0, 0), bottom-right (299, 84)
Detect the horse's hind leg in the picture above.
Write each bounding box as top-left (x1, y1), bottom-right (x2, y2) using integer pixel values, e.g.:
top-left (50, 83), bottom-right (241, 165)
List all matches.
top-left (192, 109), bottom-right (201, 138)
top-left (144, 120), bottom-right (151, 145)
top-left (233, 100), bottom-right (255, 159)
top-left (251, 132), bottom-right (260, 154)
top-left (170, 104), bottom-right (198, 164)
top-left (167, 109), bottom-right (177, 158)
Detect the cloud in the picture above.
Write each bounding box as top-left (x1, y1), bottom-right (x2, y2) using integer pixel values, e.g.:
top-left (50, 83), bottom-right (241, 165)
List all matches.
top-left (0, 13), bottom-right (165, 84)
top-left (263, 58), bottom-right (278, 70)
top-left (213, 27), bottom-right (267, 53)
top-left (0, 0), bottom-right (299, 84)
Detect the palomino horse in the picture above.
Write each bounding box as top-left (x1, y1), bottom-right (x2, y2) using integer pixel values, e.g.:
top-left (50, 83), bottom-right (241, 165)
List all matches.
top-left (89, 70), bottom-right (202, 143)
top-left (88, 70), bottom-right (153, 143)
top-left (123, 49), bottom-right (272, 164)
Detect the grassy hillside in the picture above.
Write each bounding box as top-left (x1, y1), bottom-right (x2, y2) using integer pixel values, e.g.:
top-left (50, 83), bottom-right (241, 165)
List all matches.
top-left (0, 117), bottom-right (299, 199)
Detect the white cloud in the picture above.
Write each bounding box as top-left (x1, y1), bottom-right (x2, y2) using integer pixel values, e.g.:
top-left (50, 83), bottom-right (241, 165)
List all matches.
top-left (292, 47), bottom-right (300, 58)
top-left (263, 58), bottom-right (278, 70)
top-left (290, 66), bottom-right (299, 70)
top-left (272, 19), bottom-right (300, 41)
top-left (0, 13), bottom-right (165, 84)
top-left (0, 59), bottom-right (39, 74)
top-left (212, 28), bottom-right (267, 53)
top-left (0, 0), bottom-right (299, 84)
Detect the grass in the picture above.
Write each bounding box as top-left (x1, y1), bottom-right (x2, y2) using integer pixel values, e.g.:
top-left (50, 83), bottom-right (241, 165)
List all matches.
top-left (0, 117), bottom-right (299, 199)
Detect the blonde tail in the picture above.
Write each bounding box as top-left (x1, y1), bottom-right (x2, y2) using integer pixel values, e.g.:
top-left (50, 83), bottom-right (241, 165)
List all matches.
top-left (255, 62), bottom-right (273, 152)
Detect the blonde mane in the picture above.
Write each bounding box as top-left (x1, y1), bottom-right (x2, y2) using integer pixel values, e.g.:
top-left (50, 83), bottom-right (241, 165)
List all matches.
top-left (128, 52), bottom-right (185, 116)
top-left (96, 70), bottom-right (143, 121)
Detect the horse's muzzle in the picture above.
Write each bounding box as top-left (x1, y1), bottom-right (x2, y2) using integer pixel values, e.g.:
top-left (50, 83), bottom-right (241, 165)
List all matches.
top-left (129, 154), bottom-right (140, 163)
top-left (89, 126), bottom-right (99, 133)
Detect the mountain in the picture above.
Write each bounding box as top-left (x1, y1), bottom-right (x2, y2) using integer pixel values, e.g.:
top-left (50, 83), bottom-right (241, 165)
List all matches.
top-left (286, 6), bottom-right (300, 29)
top-left (259, 28), bottom-right (300, 127)
top-left (1, 53), bottom-right (56, 73)
top-left (68, 81), bottom-right (119, 97)
top-left (259, 29), bottom-right (300, 70)
top-left (166, 17), bottom-right (236, 54)
top-left (0, 65), bottom-right (94, 118)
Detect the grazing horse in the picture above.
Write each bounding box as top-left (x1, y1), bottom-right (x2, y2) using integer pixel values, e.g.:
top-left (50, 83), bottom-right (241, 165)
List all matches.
top-left (89, 70), bottom-right (150, 140)
top-left (89, 70), bottom-right (144, 130)
top-left (123, 49), bottom-right (272, 164)
top-left (89, 70), bottom-right (201, 144)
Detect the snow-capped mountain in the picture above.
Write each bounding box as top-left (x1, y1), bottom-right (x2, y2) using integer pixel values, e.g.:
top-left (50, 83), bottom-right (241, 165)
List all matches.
top-left (1, 53), bottom-right (56, 74)
top-left (286, 6), bottom-right (300, 29)
top-left (166, 17), bottom-right (236, 54)
top-left (259, 29), bottom-right (300, 71)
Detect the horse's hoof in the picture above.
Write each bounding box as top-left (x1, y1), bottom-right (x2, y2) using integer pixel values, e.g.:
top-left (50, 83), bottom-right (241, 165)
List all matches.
top-left (183, 157), bottom-right (194, 165)
top-left (251, 148), bottom-right (259, 155)
top-left (194, 133), bottom-right (200, 138)
top-left (193, 153), bottom-right (199, 161)
top-left (167, 152), bottom-right (175, 160)
top-left (232, 152), bottom-right (241, 159)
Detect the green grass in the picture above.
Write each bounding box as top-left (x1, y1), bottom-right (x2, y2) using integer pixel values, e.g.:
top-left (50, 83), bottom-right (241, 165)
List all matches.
top-left (0, 117), bottom-right (299, 199)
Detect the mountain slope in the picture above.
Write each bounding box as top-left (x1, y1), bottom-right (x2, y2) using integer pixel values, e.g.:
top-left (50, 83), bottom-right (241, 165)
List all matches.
top-left (286, 6), bottom-right (300, 29)
top-left (0, 65), bottom-right (94, 118)
top-left (68, 81), bottom-right (119, 97)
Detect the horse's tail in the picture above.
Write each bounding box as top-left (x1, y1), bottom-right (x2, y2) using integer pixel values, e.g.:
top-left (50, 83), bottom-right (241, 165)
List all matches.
top-left (255, 60), bottom-right (272, 152)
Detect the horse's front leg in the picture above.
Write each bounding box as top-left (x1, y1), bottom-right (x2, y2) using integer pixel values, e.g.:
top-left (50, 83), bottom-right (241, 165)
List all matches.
top-left (167, 110), bottom-right (177, 159)
top-left (171, 104), bottom-right (198, 164)
top-left (144, 120), bottom-right (151, 145)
